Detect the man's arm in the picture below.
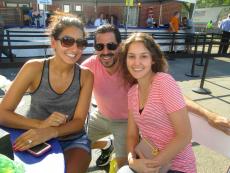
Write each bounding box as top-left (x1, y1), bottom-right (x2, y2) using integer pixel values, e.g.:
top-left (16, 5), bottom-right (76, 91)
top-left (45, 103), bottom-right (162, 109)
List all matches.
top-left (184, 96), bottom-right (230, 135)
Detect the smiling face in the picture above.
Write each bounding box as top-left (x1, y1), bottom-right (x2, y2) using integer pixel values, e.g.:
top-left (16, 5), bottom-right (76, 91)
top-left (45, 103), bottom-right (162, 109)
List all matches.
top-left (51, 26), bottom-right (84, 64)
top-left (126, 41), bottom-right (154, 81)
top-left (95, 32), bottom-right (120, 69)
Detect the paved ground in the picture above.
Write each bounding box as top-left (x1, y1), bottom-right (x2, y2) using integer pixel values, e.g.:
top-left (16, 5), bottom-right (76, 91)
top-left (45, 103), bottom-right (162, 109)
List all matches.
top-left (0, 56), bottom-right (230, 173)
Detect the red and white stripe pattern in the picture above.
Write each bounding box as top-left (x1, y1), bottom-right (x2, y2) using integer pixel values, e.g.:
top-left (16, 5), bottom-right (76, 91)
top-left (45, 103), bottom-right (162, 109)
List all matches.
top-left (128, 72), bottom-right (196, 173)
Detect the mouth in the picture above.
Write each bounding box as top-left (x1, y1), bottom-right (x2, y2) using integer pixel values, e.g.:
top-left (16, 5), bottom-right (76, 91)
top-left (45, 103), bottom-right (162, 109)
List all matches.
top-left (132, 67), bottom-right (144, 72)
top-left (66, 53), bottom-right (78, 59)
top-left (100, 54), bottom-right (114, 60)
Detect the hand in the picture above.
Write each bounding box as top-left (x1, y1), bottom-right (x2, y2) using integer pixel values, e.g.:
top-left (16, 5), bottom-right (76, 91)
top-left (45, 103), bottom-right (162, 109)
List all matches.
top-left (208, 114), bottom-right (230, 135)
top-left (129, 158), bottom-right (160, 173)
top-left (13, 127), bottom-right (57, 151)
top-left (40, 112), bottom-right (67, 128)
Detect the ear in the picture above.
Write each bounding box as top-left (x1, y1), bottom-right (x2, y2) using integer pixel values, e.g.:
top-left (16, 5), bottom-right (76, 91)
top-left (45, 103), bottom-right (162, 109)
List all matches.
top-left (50, 37), bottom-right (57, 49)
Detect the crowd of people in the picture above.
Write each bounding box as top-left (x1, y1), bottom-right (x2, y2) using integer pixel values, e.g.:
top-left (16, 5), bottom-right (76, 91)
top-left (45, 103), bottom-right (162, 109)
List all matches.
top-left (0, 11), bottom-right (230, 173)
top-left (92, 13), bottom-right (118, 27)
top-left (22, 8), bottom-right (42, 28)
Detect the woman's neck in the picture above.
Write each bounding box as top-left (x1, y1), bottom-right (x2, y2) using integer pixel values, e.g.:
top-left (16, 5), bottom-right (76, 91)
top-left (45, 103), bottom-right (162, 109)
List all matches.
top-left (138, 72), bottom-right (155, 109)
top-left (138, 72), bottom-right (155, 91)
top-left (50, 56), bottom-right (74, 75)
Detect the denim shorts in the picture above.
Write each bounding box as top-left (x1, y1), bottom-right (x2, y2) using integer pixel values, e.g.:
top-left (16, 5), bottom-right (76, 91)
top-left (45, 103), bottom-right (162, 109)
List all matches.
top-left (59, 132), bottom-right (91, 154)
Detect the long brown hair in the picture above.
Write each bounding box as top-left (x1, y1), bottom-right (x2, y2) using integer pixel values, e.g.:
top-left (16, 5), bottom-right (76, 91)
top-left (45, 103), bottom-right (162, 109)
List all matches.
top-left (47, 11), bottom-right (86, 39)
top-left (121, 32), bottom-right (168, 86)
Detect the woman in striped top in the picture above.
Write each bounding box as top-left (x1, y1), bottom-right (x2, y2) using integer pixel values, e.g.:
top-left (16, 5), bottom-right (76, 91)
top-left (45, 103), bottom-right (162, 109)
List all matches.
top-left (119, 33), bottom-right (196, 173)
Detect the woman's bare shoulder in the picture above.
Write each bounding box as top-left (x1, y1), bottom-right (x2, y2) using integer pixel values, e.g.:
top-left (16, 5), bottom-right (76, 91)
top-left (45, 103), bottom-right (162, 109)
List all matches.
top-left (20, 59), bottom-right (47, 75)
top-left (80, 67), bottom-right (93, 84)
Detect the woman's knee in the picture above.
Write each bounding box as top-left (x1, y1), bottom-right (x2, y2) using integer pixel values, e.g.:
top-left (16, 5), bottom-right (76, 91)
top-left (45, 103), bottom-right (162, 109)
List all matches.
top-left (65, 148), bottom-right (91, 173)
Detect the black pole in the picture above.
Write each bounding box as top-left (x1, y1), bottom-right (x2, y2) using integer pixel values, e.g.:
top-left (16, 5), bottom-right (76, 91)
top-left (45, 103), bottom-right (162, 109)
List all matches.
top-left (6, 30), bottom-right (14, 62)
top-left (185, 34), bottom-right (199, 77)
top-left (169, 32), bottom-right (176, 60)
top-left (192, 33), bottom-right (213, 94)
top-left (196, 34), bottom-right (206, 66)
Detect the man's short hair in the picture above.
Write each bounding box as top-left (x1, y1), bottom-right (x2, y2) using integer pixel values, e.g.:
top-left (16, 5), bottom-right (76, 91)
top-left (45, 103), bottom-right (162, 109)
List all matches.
top-left (94, 24), bottom-right (121, 44)
top-left (174, 11), bottom-right (179, 16)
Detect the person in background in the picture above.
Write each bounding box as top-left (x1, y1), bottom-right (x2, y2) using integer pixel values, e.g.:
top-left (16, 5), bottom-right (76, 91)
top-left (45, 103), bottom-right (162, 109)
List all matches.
top-left (0, 12), bottom-right (93, 173)
top-left (118, 32), bottom-right (196, 173)
top-left (86, 16), bottom-right (95, 27)
top-left (146, 14), bottom-right (154, 28)
top-left (182, 16), bottom-right (195, 53)
top-left (109, 15), bottom-right (118, 27)
top-left (28, 8), bottom-right (33, 26)
top-left (169, 11), bottom-right (180, 52)
top-left (218, 13), bottom-right (230, 54)
top-left (206, 20), bottom-right (213, 30)
top-left (94, 13), bottom-right (106, 27)
top-left (81, 24), bottom-right (230, 170)
top-left (45, 13), bottom-right (51, 27)
top-left (32, 10), bottom-right (41, 28)
top-left (169, 11), bottom-right (180, 33)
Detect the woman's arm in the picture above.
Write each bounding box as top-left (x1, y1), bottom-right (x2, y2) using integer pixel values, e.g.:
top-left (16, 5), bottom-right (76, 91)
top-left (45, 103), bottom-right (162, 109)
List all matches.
top-left (127, 110), bottom-right (159, 173)
top-left (127, 110), bottom-right (139, 163)
top-left (53, 68), bottom-right (94, 137)
top-left (0, 60), bottom-right (45, 129)
top-left (184, 96), bottom-right (230, 135)
top-left (153, 107), bottom-right (192, 166)
top-left (13, 68), bottom-right (94, 151)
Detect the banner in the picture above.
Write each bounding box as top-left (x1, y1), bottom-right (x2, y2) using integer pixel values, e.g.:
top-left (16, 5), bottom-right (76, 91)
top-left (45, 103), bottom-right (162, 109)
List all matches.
top-left (125, 0), bottom-right (134, 6)
top-left (37, 0), bottom-right (52, 5)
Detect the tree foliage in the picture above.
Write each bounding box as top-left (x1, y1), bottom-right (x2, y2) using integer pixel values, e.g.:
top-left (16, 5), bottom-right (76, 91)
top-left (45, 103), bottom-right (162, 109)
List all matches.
top-left (196, 0), bottom-right (230, 8)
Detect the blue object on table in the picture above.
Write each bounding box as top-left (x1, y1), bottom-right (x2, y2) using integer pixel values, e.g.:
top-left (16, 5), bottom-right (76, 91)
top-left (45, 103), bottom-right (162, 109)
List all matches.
top-left (1, 127), bottom-right (65, 173)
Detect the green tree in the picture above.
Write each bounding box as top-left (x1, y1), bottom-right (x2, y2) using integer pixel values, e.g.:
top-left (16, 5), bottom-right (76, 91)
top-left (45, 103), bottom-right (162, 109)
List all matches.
top-left (196, 0), bottom-right (230, 8)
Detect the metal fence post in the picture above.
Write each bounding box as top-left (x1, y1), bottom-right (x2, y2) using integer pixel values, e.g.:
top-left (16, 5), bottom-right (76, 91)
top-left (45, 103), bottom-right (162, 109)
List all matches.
top-left (192, 33), bottom-right (213, 94)
top-left (185, 33), bottom-right (199, 77)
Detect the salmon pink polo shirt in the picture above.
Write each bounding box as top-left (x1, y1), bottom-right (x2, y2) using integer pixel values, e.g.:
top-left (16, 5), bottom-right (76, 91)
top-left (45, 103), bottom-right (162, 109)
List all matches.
top-left (81, 55), bottom-right (129, 120)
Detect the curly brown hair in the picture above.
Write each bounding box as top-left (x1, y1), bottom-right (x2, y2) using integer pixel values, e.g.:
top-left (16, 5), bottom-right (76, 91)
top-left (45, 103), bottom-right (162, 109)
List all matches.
top-left (121, 32), bottom-right (168, 86)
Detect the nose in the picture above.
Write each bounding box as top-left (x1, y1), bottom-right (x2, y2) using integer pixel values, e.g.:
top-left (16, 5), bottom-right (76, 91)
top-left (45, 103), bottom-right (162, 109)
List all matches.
top-left (133, 57), bottom-right (141, 65)
top-left (101, 46), bottom-right (110, 54)
top-left (69, 43), bottom-right (83, 52)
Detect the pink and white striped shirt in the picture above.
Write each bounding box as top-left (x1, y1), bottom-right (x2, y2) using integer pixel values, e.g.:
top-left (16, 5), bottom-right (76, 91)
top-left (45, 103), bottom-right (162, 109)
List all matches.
top-left (128, 72), bottom-right (196, 173)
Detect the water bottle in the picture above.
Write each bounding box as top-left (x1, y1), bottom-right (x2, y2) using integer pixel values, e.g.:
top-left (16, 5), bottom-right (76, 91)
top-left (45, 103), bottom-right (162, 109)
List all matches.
top-left (109, 159), bottom-right (118, 173)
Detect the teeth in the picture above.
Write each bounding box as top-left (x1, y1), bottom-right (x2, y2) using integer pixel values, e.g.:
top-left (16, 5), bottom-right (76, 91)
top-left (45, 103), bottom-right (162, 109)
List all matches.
top-left (133, 67), bottom-right (143, 71)
top-left (102, 56), bottom-right (111, 60)
top-left (66, 53), bottom-right (76, 58)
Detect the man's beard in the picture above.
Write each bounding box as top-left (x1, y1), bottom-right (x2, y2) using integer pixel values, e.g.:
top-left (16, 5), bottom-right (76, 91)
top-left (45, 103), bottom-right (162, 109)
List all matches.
top-left (99, 53), bottom-right (117, 68)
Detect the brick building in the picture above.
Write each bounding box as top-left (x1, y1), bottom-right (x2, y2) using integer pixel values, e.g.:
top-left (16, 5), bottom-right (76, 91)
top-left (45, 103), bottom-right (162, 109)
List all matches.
top-left (0, 0), bottom-right (183, 27)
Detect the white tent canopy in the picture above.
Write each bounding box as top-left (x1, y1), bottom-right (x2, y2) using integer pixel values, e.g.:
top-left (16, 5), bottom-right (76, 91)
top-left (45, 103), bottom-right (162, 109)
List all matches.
top-left (177, 0), bottom-right (196, 3)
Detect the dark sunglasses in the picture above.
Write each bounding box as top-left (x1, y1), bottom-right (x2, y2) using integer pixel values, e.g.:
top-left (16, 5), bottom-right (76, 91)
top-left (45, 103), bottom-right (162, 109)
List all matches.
top-left (94, 42), bottom-right (118, 51)
top-left (57, 36), bottom-right (88, 49)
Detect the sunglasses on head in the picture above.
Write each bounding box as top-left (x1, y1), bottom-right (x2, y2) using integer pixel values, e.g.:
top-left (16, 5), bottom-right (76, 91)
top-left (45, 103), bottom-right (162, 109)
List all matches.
top-left (57, 36), bottom-right (88, 49)
top-left (94, 42), bottom-right (118, 51)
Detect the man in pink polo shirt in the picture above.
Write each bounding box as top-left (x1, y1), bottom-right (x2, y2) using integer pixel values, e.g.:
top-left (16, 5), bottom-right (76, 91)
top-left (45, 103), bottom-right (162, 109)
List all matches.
top-left (82, 24), bottom-right (230, 168)
top-left (82, 25), bottom-right (128, 167)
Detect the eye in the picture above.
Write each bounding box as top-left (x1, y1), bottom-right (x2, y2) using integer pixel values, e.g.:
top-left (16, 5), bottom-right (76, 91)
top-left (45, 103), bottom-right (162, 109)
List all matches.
top-left (141, 53), bottom-right (151, 59)
top-left (141, 55), bottom-right (148, 59)
top-left (127, 54), bottom-right (135, 59)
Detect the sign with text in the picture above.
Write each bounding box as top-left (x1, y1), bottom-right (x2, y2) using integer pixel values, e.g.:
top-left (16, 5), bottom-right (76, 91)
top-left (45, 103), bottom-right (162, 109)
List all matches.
top-left (37, 0), bottom-right (52, 5)
top-left (125, 0), bottom-right (134, 6)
